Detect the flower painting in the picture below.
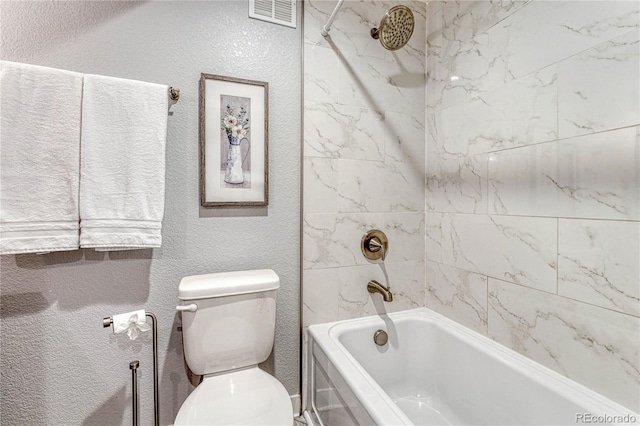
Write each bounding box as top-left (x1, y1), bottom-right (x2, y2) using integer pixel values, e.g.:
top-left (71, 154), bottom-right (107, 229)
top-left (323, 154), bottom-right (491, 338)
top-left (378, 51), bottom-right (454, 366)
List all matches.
top-left (200, 73), bottom-right (268, 207)
top-left (220, 95), bottom-right (252, 188)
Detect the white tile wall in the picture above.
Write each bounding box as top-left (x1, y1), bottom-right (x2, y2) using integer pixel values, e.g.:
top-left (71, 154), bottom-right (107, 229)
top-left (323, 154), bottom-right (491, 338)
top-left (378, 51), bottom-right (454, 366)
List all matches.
top-left (338, 261), bottom-right (425, 320)
top-left (486, 1), bottom-right (639, 87)
top-left (425, 212), bottom-right (444, 264)
top-left (303, 213), bottom-right (384, 269)
top-left (303, 268), bottom-right (340, 326)
top-left (440, 213), bottom-right (558, 292)
top-left (558, 219), bottom-right (640, 317)
top-left (383, 212), bottom-right (425, 263)
top-left (425, 153), bottom-right (488, 214)
top-left (438, 0), bottom-right (529, 44)
top-left (337, 160), bottom-right (388, 212)
top-left (425, 0), bottom-right (640, 412)
top-left (337, 53), bottom-right (426, 114)
top-left (488, 279), bottom-right (640, 412)
top-left (302, 0), bottom-right (427, 327)
top-left (303, 0), bottom-right (640, 413)
top-left (384, 111), bottom-right (425, 164)
top-left (436, 65), bottom-right (559, 156)
top-left (304, 45), bottom-right (339, 103)
top-left (488, 127), bottom-right (640, 220)
top-left (558, 31), bottom-right (640, 138)
top-left (304, 100), bottom-right (385, 160)
top-left (303, 157), bottom-right (338, 214)
top-left (425, 261), bottom-right (488, 334)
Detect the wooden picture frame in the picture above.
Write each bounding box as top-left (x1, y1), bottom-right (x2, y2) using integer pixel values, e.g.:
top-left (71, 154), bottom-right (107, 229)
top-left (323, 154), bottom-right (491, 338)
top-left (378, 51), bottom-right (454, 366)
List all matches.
top-left (199, 73), bottom-right (268, 207)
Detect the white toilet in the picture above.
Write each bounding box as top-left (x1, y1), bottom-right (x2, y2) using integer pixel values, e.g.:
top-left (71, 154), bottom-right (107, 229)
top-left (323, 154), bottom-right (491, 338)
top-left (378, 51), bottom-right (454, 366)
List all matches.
top-left (174, 269), bottom-right (293, 425)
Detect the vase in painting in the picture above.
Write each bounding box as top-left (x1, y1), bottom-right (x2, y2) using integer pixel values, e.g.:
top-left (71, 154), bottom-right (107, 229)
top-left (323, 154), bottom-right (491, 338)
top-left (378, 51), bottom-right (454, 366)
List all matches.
top-left (224, 135), bottom-right (245, 184)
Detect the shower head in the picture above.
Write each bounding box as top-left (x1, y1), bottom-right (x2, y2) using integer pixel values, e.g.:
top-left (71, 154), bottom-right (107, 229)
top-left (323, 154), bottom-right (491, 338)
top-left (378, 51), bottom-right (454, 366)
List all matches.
top-left (370, 5), bottom-right (414, 51)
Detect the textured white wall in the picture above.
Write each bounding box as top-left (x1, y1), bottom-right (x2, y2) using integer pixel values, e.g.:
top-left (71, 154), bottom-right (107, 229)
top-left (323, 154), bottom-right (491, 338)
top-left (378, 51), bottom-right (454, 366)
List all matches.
top-left (0, 1), bottom-right (301, 425)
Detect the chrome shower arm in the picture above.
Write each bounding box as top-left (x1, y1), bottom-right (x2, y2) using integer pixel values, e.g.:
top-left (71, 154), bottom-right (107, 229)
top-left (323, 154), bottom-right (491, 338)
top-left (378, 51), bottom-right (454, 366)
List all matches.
top-left (321, 0), bottom-right (344, 37)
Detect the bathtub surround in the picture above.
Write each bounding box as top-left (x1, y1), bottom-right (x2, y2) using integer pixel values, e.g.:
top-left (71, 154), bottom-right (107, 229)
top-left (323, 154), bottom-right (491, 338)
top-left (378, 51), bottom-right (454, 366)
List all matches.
top-left (0, 2), bottom-right (300, 425)
top-left (425, 0), bottom-right (640, 412)
top-left (302, 0), bottom-right (639, 415)
top-left (303, 0), bottom-right (427, 324)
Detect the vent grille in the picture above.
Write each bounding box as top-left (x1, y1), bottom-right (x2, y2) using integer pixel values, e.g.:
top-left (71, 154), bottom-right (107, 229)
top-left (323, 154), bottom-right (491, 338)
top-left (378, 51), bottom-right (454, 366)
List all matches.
top-left (254, 0), bottom-right (272, 17)
top-left (249, 0), bottom-right (296, 28)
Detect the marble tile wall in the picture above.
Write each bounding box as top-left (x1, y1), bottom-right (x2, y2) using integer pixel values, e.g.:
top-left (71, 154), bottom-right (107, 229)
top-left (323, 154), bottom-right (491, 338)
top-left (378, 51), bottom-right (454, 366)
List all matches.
top-left (303, 0), bottom-right (638, 414)
top-left (303, 0), bottom-right (427, 324)
top-left (425, 0), bottom-right (640, 412)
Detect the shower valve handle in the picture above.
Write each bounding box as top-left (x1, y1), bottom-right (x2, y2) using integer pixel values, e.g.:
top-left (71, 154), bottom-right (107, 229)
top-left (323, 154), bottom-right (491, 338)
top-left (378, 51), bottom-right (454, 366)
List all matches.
top-left (361, 229), bottom-right (388, 261)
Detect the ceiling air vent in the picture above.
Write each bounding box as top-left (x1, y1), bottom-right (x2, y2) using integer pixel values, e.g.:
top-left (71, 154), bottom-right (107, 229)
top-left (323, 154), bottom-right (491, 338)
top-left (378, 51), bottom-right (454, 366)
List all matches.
top-left (249, 0), bottom-right (297, 28)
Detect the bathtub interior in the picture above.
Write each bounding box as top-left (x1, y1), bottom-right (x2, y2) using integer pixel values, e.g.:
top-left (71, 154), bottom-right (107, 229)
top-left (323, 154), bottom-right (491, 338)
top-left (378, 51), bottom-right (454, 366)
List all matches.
top-left (309, 310), bottom-right (636, 426)
top-left (336, 316), bottom-right (593, 425)
top-left (338, 319), bottom-right (438, 394)
top-left (336, 317), bottom-right (448, 423)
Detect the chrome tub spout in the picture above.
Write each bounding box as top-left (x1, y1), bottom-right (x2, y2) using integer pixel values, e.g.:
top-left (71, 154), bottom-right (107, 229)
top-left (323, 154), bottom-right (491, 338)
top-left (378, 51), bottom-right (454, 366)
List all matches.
top-left (367, 280), bottom-right (393, 302)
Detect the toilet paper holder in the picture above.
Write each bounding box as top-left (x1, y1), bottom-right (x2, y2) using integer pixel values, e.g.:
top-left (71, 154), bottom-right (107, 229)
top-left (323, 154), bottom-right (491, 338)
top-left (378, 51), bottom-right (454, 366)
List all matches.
top-left (103, 312), bottom-right (159, 426)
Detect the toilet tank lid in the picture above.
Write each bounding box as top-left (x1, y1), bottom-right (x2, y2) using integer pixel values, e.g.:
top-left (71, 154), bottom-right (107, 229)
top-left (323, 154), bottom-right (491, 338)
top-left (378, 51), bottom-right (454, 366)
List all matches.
top-left (178, 269), bottom-right (280, 300)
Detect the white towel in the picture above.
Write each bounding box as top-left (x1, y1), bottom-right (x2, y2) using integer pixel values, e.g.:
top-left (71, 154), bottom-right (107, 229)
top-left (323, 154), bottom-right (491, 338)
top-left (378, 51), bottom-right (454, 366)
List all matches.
top-left (0, 61), bottom-right (83, 255)
top-left (79, 74), bottom-right (168, 250)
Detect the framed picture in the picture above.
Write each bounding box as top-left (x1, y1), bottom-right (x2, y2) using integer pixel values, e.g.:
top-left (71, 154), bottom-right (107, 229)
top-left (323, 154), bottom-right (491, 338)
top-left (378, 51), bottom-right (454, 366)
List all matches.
top-left (199, 73), bottom-right (268, 207)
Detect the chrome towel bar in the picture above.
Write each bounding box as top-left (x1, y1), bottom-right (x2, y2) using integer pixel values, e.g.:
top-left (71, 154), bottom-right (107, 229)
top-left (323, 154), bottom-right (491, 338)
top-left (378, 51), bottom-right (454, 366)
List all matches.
top-left (168, 87), bottom-right (180, 107)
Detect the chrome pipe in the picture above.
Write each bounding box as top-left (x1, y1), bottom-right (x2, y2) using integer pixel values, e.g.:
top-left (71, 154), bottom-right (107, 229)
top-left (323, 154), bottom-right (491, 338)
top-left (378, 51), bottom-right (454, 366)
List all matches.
top-left (321, 0), bottom-right (344, 37)
top-left (146, 312), bottom-right (160, 426)
top-left (130, 361), bottom-right (140, 426)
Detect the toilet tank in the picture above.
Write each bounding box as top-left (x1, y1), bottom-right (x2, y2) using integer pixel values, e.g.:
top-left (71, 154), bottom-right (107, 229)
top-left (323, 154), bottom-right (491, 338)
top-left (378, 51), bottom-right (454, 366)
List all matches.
top-left (178, 269), bottom-right (280, 376)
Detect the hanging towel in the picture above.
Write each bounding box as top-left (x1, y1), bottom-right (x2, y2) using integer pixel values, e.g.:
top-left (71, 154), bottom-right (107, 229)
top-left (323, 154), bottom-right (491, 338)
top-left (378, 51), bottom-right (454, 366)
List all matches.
top-left (79, 74), bottom-right (168, 250)
top-left (0, 61), bottom-right (83, 255)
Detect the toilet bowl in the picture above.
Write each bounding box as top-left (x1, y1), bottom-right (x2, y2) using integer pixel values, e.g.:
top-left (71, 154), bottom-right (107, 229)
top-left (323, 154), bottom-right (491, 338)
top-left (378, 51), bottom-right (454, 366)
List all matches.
top-left (174, 269), bottom-right (293, 425)
top-left (174, 367), bottom-right (292, 425)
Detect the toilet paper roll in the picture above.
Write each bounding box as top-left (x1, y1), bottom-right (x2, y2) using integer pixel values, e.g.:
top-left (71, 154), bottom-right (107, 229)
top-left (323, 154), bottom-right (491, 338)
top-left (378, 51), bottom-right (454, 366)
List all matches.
top-left (112, 309), bottom-right (151, 340)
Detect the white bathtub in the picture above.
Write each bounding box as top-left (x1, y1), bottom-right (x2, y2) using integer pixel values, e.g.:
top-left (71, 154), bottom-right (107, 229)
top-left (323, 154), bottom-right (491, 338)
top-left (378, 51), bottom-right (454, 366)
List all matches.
top-left (306, 308), bottom-right (638, 426)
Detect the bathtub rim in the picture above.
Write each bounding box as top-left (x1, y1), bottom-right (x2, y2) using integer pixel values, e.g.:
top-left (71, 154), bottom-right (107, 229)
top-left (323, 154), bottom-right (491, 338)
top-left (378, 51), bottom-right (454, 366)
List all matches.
top-left (307, 307), bottom-right (638, 425)
top-left (309, 322), bottom-right (411, 425)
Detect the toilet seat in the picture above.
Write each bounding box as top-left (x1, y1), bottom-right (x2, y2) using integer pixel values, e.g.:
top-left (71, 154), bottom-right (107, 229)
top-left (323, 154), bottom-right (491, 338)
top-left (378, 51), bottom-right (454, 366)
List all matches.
top-left (174, 366), bottom-right (293, 425)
